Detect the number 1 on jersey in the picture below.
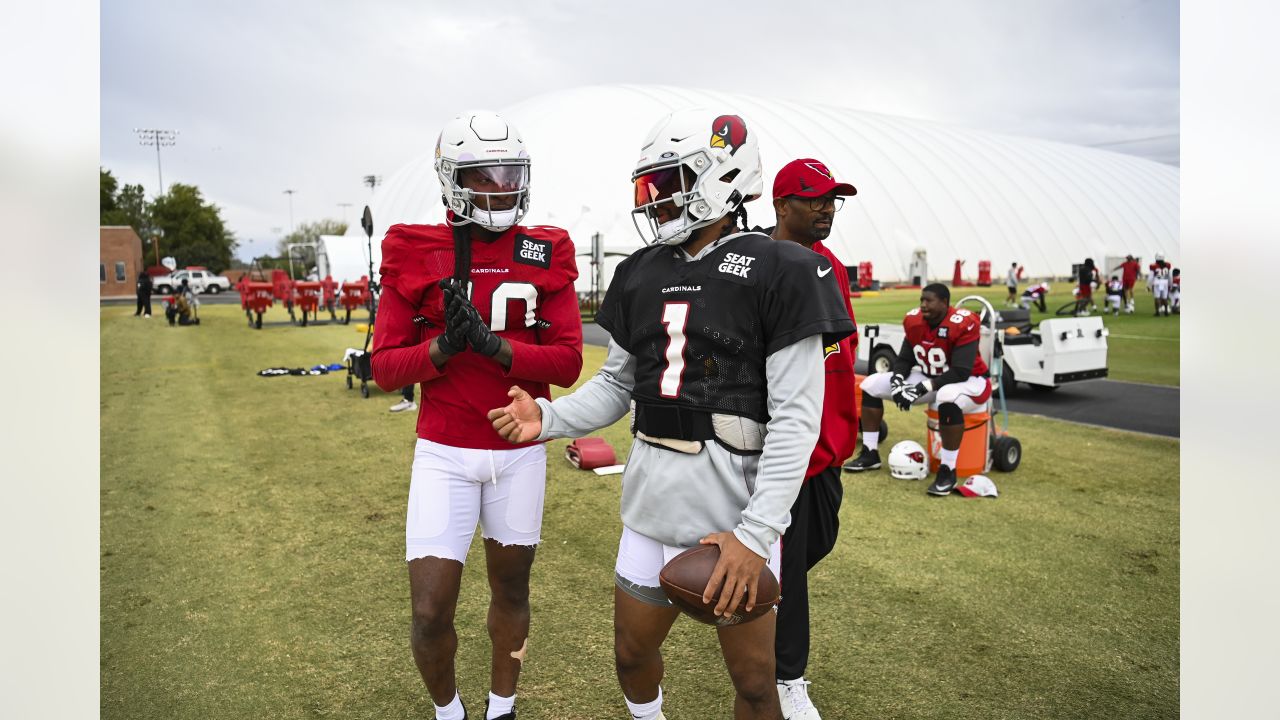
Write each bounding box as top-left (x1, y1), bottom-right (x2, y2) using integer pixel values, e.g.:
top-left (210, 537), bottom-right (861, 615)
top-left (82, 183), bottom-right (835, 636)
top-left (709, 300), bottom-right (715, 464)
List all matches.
top-left (660, 302), bottom-right (690, 398)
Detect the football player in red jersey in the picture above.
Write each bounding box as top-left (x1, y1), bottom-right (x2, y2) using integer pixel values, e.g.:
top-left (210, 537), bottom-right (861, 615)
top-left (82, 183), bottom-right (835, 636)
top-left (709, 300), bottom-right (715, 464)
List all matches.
top-left (844, 283), bottom-right (992, 496)
top-left (1112, 255), bottom-right (1141, 313)
top-left (370, 111), bottom-right (583, 720)
top-left (766, 158), bottom-right (859, 720)
top-left (488, 109), bottom-right (853, 720)
top-left (1020, 282), bottom-right (1050, 313)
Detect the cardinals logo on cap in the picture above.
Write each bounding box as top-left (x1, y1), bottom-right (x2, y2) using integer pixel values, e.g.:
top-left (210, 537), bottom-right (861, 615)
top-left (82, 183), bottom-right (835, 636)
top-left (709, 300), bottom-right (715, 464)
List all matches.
top-left (710, 115), bottom-right (748, 155)
top-left (804, 161), bottom-right (834, 180)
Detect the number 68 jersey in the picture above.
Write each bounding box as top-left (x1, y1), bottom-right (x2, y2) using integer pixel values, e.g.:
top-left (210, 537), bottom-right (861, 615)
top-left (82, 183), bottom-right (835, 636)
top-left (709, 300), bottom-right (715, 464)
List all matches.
top-left (902, 306), bottom-right (989, 378)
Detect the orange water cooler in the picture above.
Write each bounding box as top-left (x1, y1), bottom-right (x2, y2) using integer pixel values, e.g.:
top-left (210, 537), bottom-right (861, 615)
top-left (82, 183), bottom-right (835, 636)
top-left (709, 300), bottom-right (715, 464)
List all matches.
top-left (924, 409), bottom-right (992, 478)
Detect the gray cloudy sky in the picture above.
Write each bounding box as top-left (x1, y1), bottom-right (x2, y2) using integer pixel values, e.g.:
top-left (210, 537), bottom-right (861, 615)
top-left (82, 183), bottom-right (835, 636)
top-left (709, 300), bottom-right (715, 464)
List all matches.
top-left (100, 0), bottom-right (1178, 262)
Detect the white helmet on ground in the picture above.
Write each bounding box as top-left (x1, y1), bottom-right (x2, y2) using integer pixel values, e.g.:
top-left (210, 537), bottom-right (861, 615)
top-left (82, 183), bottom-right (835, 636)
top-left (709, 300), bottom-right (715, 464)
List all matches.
top-left (434, 111), bottom-right (531, 232)
top-left (630, 108), bottom-right (763, 246)
top-left (888, 440), bottom-right (930, 480)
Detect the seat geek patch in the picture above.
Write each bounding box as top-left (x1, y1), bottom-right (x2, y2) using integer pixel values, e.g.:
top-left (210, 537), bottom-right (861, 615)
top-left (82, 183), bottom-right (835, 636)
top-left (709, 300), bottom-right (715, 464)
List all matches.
top-left (715, 252), bottom-right (757, 285)
top-left (514, 234), bottom-right (552, 269)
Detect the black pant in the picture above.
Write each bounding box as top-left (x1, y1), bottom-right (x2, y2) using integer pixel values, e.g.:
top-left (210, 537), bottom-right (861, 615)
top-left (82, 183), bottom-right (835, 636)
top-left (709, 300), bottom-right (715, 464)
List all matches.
top-left (401, 385), bottom-right (414, 402)
top-left (135, 294), bottom-right (152, 316)
top-left (775, 466), bottom-right (844, 681)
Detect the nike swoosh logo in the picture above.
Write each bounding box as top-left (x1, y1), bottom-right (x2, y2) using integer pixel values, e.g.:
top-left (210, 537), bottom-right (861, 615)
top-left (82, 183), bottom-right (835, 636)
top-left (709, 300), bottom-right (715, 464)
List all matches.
top-left (817, 266), bottom-right (832, 277)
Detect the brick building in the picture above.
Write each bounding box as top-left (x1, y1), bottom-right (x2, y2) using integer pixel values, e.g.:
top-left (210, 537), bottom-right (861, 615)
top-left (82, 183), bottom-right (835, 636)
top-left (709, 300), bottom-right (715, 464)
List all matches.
top-left (101, 226), bottom-right (144, 297)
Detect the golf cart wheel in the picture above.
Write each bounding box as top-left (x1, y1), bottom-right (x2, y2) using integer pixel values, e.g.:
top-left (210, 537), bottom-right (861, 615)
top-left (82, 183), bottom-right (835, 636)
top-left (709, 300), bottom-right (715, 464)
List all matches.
top-left (346, 374), bottom-right (353, 389)
top-left (993, 435), bottom-right (1022, 472)
top-left (360, 382), bottom-right (369, 399)
top-left (1029, 383), bottom-right (1058, 393)
top-left (1000, 362), bottom-right (1017, 394)
top-left (878, 419), bottom-right (889, 443)
top-left (869, 346), bottom-right (896, 375)
top-left (207, 285), bottom-right (221, 294)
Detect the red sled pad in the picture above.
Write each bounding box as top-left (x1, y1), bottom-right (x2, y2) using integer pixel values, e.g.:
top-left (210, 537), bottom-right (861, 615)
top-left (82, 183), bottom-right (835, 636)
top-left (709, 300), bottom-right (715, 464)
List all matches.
top-left (565, 437), bottom-right (617, 470)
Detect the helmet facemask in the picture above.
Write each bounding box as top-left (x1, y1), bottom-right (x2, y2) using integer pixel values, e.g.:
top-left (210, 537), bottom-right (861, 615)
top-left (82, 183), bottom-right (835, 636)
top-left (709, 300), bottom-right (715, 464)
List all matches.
top-left (631, 151), bottom-right (748, 246)
top-left (441, 160), bottom-right (530, 232)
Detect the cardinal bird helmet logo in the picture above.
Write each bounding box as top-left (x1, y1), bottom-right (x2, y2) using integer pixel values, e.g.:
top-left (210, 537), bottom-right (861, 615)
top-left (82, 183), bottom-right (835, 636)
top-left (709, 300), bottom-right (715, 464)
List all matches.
top-left (709, 115), bottom-right (748, 155)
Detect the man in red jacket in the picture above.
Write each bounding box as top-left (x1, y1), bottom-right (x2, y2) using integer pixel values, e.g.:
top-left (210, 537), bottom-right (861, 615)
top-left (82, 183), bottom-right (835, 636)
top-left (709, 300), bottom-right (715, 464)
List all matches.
top-left (767, 158), bottom-right (859, 720)
top-left (371, 111), bottom-right (583, 720)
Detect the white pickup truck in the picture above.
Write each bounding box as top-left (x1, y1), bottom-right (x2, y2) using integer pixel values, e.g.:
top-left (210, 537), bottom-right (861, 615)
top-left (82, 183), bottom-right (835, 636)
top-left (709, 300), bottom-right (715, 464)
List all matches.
top-left (856, 297), bottom-right (1110, 393)
top-left (153, 268), bottom-right (233, 295)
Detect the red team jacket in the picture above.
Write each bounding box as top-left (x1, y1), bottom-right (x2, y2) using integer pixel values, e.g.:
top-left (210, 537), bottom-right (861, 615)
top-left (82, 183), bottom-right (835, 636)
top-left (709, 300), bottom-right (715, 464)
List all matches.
top-left (903, 305), bottom-right (990, 382)
top-left (371, 222), bottom-right (583, 450)
top-left (806, 242), bottom-right (859, 479)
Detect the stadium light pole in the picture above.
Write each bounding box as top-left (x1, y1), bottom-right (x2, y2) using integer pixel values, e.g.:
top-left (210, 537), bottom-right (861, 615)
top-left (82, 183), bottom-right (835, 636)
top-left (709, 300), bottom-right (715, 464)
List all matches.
top-left (135, 128), bottom-right (177, 266)
top-left (134, 128), bottom-right (177, 196)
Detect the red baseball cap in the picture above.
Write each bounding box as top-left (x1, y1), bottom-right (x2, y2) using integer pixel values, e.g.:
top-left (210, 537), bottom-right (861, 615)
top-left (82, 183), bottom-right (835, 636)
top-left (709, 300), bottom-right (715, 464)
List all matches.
top-left (773, 158), bottom-right (857, 199)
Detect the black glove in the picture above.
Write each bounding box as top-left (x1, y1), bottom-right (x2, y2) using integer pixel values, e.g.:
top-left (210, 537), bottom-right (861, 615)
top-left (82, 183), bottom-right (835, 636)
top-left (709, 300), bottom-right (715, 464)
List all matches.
top-left (455, 300), bottom-right (503, 357)
top-left (436, 279), bottom-right (471, 355)
top-left (894, 381), bottom-right (929, 411)
top-left (889, 373), bottom-right (906, 395)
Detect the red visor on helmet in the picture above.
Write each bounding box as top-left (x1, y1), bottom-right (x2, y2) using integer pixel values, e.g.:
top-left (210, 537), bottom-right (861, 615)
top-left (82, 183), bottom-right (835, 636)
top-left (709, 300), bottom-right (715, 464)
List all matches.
top-left (633, 166), bottom-right (686, 209)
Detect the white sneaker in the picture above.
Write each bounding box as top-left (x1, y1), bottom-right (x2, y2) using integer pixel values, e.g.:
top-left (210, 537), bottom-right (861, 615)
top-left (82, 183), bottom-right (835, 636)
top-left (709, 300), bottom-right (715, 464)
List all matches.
top-left (388, 400), bottom-right (417, 413)
top-left (777, 678), bottom-right (821, 720)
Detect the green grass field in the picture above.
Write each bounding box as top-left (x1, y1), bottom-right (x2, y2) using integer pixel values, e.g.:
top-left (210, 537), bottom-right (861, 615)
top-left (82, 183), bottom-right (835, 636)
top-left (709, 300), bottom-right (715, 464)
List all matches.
top-left (847, 285), bottom-right (1179, 387)
top-left (101, 304), bottom-right (1178, 719)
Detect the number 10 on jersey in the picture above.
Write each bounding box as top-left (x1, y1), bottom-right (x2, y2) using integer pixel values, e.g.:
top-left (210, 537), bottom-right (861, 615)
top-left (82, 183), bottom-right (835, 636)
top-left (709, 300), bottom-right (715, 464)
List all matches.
top-left (660, 302), bottom-right (690, 398)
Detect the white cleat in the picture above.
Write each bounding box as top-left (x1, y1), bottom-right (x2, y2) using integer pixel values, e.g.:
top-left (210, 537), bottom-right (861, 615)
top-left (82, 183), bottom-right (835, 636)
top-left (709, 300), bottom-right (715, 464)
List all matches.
top-left (778, 678), bottom-right (821, 720)
top-left (388, 400), bottom-right (417, 413)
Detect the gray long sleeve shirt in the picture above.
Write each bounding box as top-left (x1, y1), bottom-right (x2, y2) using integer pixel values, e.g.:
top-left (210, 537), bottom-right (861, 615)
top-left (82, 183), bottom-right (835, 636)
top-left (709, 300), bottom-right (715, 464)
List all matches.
top-left (533, 236), bottom-right (826, 560)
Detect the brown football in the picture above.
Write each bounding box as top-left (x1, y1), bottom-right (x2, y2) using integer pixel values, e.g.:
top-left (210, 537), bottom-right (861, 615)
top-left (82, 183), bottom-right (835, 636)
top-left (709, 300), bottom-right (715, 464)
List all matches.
top-left (658, 545), bottom-right (780, 627)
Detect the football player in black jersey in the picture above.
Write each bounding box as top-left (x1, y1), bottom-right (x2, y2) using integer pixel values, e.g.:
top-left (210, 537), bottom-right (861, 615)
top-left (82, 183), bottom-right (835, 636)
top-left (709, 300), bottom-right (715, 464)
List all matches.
top-left (489, 108), bottom-right (853, 720)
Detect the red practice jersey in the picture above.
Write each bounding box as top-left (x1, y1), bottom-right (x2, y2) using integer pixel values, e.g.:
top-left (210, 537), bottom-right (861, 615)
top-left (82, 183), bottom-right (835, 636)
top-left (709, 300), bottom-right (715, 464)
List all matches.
top-left (902, 305), bottom-right (988, 378)
top-left (372, 222), bottom-right (583, 449)
top-left (807, 242), bottom-right (859, 478)
top-left (1121, 260), bottom-right (1140, 285)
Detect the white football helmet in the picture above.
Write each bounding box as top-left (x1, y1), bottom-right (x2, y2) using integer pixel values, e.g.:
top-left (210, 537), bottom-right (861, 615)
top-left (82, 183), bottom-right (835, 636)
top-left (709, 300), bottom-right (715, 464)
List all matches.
top-left (630, 108), bottom-right (763, 246)
top-left (434, 111), bottom-right (531, 232)
top-left (888, 440), bottom-right (930, 480)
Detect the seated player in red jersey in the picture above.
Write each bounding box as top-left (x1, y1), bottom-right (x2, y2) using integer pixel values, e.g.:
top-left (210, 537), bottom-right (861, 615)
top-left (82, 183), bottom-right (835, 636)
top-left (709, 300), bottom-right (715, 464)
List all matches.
top-left (370, 111), bottom-right (583, 720)
top-left (844, 283), bottom-right (991, 497)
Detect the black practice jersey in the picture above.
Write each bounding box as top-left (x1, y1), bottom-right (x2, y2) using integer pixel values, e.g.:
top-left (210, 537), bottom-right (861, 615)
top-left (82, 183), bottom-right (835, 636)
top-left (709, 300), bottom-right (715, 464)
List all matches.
top-left (597, 232), bottom-right (854, 422)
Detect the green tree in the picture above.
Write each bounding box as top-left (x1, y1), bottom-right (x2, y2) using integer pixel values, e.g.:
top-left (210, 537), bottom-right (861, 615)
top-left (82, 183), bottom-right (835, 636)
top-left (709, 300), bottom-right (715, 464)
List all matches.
top-left (100, 168), bottom-right (118, 214)
top-left (276, 219), bottom-right (348, 277)
top-left (101, 168), bottom-right (152, 259)
top-left (150, 183), bottom-right (238, 273)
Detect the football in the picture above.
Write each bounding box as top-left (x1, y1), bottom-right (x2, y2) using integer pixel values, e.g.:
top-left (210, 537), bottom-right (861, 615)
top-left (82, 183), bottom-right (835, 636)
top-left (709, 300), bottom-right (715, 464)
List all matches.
top-left (658, 545), bottom-right (780, 627)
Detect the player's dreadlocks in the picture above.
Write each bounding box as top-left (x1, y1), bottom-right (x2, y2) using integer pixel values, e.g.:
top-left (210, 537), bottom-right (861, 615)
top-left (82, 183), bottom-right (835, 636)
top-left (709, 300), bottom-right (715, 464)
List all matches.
top-left (720, 204), bottom-right (750, 237)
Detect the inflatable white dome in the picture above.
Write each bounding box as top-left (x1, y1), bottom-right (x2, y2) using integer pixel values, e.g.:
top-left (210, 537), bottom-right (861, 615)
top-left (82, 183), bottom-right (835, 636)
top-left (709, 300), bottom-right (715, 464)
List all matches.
top-left (341, 84), bottom-right (1178, 287)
